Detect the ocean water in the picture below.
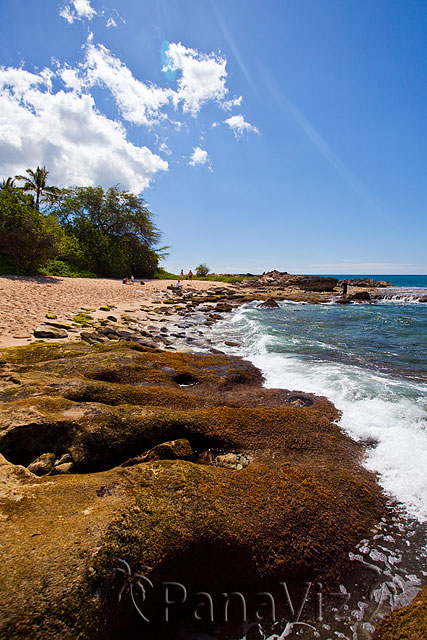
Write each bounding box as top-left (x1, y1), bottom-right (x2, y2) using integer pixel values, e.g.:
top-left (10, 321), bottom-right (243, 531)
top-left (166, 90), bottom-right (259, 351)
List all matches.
top-left (196, 283), bottom-right (427, 639)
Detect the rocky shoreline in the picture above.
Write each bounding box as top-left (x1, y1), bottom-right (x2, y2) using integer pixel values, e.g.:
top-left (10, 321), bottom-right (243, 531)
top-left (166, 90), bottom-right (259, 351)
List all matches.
top-left (0, 274), bottom-right (424, 639)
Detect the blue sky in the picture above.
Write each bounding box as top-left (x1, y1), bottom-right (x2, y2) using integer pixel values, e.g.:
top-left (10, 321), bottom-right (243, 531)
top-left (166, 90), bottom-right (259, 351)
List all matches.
top-left (1, 0), bottom-right (426, 274)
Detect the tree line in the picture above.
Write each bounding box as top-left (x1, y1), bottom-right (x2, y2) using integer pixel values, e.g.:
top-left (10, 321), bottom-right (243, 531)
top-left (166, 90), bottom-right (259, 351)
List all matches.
top-left (0, 167), bottom-right (167, 278)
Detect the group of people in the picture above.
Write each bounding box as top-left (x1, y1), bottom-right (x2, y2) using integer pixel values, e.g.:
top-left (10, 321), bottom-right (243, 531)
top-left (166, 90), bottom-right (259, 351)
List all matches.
top-left (175, 269), bottom-right (194, 290)
top-left (122, 275), bottom-right (139, 285)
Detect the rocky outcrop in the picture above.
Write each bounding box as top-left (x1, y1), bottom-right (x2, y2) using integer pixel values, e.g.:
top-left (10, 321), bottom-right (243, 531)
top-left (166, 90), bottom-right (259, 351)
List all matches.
top-left (259, 271), bottom-right (338, 291)
top-left (373, 586), bottom-right (427, 639)
top-left (344, 278), bottom-right (392, 287)
top-left (0, 341), bottom-right (385, 639)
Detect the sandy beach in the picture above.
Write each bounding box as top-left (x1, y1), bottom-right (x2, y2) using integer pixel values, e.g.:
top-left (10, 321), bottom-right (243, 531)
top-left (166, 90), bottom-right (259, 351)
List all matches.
top-left (0, 275), bottom-right (226, 348)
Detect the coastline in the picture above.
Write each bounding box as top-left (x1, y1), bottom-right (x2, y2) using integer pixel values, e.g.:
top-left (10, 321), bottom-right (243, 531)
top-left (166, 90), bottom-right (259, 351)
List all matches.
top-left (0, 275), bottom-right (425, 639)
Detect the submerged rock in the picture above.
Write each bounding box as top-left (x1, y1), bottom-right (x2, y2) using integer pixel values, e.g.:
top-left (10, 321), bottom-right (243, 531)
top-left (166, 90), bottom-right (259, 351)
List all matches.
top-left (258, 298), bottom-right (279, 308)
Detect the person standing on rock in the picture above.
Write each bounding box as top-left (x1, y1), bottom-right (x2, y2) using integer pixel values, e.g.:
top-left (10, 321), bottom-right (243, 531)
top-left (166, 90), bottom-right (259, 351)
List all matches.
top-left (341, 281), bottom-right (348, 296)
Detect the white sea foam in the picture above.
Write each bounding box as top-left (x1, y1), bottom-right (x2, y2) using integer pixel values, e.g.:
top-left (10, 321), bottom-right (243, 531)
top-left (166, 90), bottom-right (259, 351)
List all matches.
top-left (215, 306), bottom-right (427, 523)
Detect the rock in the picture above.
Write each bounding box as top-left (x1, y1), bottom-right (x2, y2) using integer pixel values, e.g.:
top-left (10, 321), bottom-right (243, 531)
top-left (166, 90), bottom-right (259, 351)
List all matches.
top-left (258, 298), bottom-right (279, 308)
top-left (216, 302), bottom-right (233, 312)
top-left (79, 331), bottom-right (105, 344)
top-left (258, 271), bottom-right (338, 291)
top-left (45, 314), bottom-right (57, 319)
top-left (0, 341), bottom-right (385, 639)
top-left (27, 453), bottom-right (56, 476)
top-left (345, 278), bottom-right (393, 287)
top-left (121, 438), bottom-right (194, 467)
top-left (213, 452), bottom-right (250, 470)
top-left (418, 296), bottom-right (427, 303)
top-left (50, 462), bottom-right (73, 475)
top-left (33, 326), bottom-right (68, 339)
top-left (373, 586), bottom-right (427, 639)
top-left (335, 297), bottom-right (353, 304)
top-left (351, 291), bottom-right (371, 301)
top-left (55, 453), bottom-right (72, 466)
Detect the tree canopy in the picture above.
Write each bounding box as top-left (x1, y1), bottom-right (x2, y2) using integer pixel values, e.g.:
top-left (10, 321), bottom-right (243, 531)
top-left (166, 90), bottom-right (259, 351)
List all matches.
top-left (0, 186), bottom-right (64, 273)
top-left (0, 169), bottom-right (166, 278)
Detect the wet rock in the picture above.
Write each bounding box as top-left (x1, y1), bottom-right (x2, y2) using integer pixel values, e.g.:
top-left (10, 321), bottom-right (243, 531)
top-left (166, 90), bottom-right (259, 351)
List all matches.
top-left (33, 326), bottom-right (68, 339)
top-left (335, 297), bottom-right (353, 304)
top-left (224, 341), bottom-right (240, 347)
top-left (27, 452), bottom-right (56, 476)
top-left (373, 585), bottom-right (427, 640)
top-left (351, 291), bottom-right (371, 301)
top-left (258, 298), bottom-right (279, 308)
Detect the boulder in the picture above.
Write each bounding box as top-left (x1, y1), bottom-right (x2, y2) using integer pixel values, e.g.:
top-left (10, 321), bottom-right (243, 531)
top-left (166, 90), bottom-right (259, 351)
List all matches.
top-left (27, 452), bottom-right (56, 476)
top-left (335, 297), bottom-right (353, 304)
top-left (258, 298), bottom-right (279, 308)
top-left (351, 291), bottom-right (371, 301)
top-left (33, 326), bottom-right (68, 339)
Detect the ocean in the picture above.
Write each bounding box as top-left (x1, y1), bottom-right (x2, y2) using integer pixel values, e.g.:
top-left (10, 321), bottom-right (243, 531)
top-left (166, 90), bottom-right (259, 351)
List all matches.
top-left (199, 276), bottom-right (427, 639)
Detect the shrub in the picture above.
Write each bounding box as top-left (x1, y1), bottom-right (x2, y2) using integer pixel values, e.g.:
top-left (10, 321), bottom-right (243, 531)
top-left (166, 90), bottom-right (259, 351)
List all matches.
top-left (195, 263), bottom-right (210, 277)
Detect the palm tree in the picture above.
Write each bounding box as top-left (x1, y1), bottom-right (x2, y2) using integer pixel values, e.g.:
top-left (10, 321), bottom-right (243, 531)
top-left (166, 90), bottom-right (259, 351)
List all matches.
top-left (0, 177), bottom-right (16, 189)
top-left (15, 166), bottom-right (60, 210)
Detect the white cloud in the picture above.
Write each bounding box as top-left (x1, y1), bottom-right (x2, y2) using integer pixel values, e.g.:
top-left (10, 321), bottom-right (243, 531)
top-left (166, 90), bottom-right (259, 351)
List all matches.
top-left (0, 66), bottom-right (167, 193)
top-left (84, 43), bottom-right (172, 126)
top-left (159, 142), bottom-right (172, 156)
top-left (189, 146), bottom-right (209, 167)
top-left (106, 17), bottom-right (117, 28)
top-left (222, 95), bottom-right (242, 110)
top-left (59, 0), bottom-right (96, 23)
top-left (164, 42), bottom-right (228, 115)
top-left (224, 114), bottom-right (259, 138)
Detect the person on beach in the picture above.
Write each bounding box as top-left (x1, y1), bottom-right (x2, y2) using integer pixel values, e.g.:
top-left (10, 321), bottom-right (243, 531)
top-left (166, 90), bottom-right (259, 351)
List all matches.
top-left (130, 275), bottom-right (135, 284)
top-left (341, 281), bottom-right (348, 296)
top-left (122, 277), bottom-right (128, 284)
top-left (180, 269), bottom-right (184, 279)
top-left (188, 269), bottom-right (193, 280)
top-left (176, 280), bottom-right (183, 289)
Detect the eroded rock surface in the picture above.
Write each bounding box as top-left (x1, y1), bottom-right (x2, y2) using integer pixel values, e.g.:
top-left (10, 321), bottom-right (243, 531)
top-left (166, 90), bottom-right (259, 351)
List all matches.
top-left (0, 341), bottom-right (385, 639)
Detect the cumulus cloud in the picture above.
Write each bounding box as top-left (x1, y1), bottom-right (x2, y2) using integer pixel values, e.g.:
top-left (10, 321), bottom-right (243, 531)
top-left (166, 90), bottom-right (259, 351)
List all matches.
top-left (83, 43), bottom-right (172, 126)
top-left (224, 114), bottom-right (259, 137)
top-left (59, 0), bottom-right (96, 23)
top-left (0, 66), bottom-right (167, 193)
top-left (163, 42), bottom-right (228, 115)
top-left (189, 147), bottom-right (209, 167)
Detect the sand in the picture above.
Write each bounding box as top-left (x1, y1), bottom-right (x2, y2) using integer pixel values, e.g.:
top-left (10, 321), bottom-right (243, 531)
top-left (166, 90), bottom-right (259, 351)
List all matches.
top-left (0, 275), bottom-right (226, 348)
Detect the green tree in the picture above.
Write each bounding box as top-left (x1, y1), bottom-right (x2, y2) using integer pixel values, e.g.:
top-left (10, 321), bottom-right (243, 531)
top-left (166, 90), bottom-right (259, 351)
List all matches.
top-left (195, 263), bottom-right (210, 277)
top-left (0, 177), bottom-right (16, 189)
top-left (15, 166), bottom-right (61, 211)
top-left (55, 185), bottom-right (163, 278)
top-left (0, 186), bottom-right (64, 273)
